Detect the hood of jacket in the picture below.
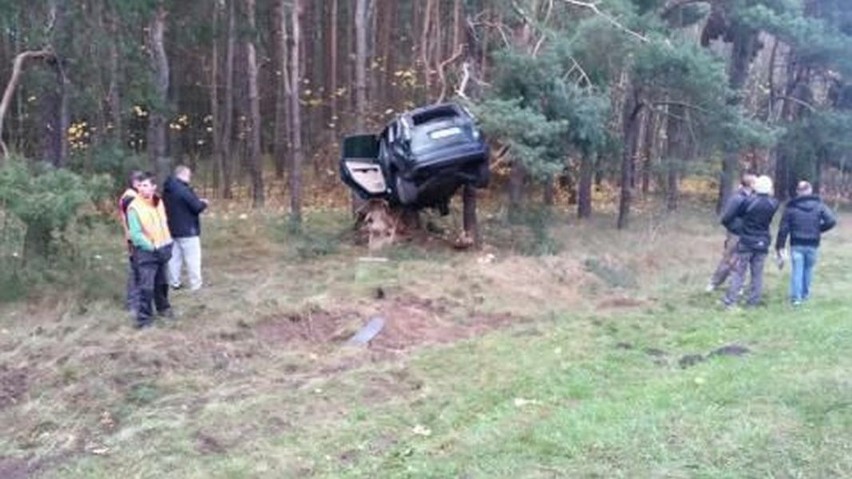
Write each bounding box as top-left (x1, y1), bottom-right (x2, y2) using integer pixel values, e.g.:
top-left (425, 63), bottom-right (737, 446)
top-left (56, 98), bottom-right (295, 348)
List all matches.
top-left (788, 194), bottom-right (821, 213)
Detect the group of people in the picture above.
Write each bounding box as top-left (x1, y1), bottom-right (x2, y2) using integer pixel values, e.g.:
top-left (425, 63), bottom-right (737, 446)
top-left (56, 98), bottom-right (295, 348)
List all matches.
top-left (118, 166), bottom-right (208, 328)
top-left (707, 173), bottom-right (837, 308)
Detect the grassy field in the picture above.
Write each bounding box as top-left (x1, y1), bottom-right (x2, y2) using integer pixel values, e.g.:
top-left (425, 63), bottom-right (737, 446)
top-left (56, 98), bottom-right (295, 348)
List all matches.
top-left (0, 204), bottom-right (850, 478)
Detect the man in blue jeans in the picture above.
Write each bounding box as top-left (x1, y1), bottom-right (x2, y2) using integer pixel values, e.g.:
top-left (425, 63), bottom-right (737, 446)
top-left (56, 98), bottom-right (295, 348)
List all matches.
top-left (775, 181), bottom-right (837, 306)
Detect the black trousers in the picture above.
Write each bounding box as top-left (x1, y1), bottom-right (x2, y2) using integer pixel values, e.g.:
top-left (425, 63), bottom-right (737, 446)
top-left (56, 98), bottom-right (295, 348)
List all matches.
top-left (133, 245), bottom-right (173, 324)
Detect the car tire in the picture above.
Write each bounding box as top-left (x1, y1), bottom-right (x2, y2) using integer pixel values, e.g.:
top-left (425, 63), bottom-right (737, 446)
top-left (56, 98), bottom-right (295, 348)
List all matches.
top-left (394, 175), bottom-right (417, 205)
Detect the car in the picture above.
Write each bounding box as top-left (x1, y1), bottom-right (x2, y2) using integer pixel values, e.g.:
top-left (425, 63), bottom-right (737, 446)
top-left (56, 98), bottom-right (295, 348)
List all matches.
top-left (340, 102), bottom-right (489, 215)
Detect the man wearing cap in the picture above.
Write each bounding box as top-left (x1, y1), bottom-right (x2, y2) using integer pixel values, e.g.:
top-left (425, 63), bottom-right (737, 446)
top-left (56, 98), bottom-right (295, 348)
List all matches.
top-left (775, 181), bottom-right (837, 306)
top-left (720, 175), bottom-right (779, 308)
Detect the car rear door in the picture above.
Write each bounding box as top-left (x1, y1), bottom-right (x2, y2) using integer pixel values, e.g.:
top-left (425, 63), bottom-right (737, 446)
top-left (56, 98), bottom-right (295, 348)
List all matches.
top-left (339, 134), bottom-right (388, 200)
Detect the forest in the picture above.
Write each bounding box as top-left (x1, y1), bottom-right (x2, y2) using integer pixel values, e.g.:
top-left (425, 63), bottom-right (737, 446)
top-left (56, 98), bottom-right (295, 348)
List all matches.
top-left (1, 0), bottom-right (851, 245)
top-left (1, 1), bottom-right (851, 477)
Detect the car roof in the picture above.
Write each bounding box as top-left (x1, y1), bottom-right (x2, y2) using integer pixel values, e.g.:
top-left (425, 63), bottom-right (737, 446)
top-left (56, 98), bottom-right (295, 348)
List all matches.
top-left (399, 102), bottom-right (472, 128)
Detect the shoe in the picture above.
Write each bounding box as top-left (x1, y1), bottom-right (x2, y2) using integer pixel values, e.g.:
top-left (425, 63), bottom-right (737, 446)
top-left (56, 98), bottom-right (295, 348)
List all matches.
top-left (705, 283), bottom-right (716, 293)
top-left (158, 308), bottom-right (176, 320)
top-left (171, 283), bottom-right (183, 291)
top-left (135, 320), bottom-right (154, 330)
top-left (792, 300), bottom-right (802, 307)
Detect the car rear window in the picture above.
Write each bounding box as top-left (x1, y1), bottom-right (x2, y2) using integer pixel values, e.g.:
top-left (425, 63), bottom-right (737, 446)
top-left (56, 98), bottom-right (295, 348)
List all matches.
top-left (411, 105), bottom-right (459, 125)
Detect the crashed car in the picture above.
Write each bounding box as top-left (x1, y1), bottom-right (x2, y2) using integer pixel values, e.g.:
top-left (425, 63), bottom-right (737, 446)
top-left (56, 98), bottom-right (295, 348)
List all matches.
top-left (340, 102), bottom-right (489, 215)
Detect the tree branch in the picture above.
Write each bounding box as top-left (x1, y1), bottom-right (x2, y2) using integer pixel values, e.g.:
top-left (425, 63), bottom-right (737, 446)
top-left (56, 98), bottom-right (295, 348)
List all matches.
top-left (776, 94), bottom-right (816, 112)
top-left (436, 44), bottom-right (466, 103)
top-left (659, 0), bottom-right (708, 20)
top-left (560, 0), bottom-right (648, 43)
top-left (0, 49), bottom-right (55, 160)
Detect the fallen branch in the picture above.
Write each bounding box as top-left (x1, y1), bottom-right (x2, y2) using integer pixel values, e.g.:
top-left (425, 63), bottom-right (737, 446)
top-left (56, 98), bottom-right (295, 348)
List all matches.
top-left (0, 49), bottom-right (54, 160)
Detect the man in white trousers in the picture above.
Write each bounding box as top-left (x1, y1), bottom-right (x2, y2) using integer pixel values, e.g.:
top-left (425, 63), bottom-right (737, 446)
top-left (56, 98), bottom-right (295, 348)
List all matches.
top-left (162, 165), bottom-right (208, 291)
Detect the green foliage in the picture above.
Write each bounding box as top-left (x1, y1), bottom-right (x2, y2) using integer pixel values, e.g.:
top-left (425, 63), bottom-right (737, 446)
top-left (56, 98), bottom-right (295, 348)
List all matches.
top-left (69, 143), bottom-right (147, 193)
top-left (0, 157), bottom-right (111, 259)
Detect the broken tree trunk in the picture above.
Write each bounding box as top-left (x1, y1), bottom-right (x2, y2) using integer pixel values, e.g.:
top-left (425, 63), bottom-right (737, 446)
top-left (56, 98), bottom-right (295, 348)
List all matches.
top-left (0, 49), bottom-right (54, 162)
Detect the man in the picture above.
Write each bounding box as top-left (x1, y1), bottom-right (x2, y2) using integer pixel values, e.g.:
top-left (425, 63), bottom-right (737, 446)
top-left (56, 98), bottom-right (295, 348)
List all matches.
top-left (118, 171), bottom-right (145, 315)
top-left (162, 165), bottom-right (208, 291)
top-left (721, 175), bottom-right (779, 308)
top-left (706, 173), bottom-right (756, 292)
top-left (775, 181), bottom-right (837, 306)
top-left (127, 172), bottom-right (174, 328)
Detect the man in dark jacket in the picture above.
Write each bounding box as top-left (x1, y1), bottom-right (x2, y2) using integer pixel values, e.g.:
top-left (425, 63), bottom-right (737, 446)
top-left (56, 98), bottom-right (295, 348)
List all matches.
top-left (775, 181), bottom-right (837, 305)
top-left (707, 173), bottom-right (755, 292)
top-left (720, 175), bottom-right (779, 307)
top-left (163, 165), bottom-right (208, 291)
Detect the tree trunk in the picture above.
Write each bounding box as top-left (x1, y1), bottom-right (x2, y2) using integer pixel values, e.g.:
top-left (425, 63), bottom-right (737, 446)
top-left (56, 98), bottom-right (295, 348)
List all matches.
top-left (41, 0), bottom-right (70, 168)
top-left (273, 0), bottom-right (291, 180)
top-left (665, 104), bottom-right (687, 211)
top-left (244, 0), bottom-right (264, 207)
top-left (289, 0), bottom-right (305, 223)
top-left (147, 4), bottom-right (170, 182)
top-left (542, 176), bottom-right (555, 206)
top-left (508, 161), bottom-right (527, 220)
top-left (640, 108), bottom-right (657, 196)
top-left (774, 62), bottom-right (812, 201)
top-left (617, 86), bottom-right (643, 230)
top-left (211, 2), bottom-right (221, 192)
top-left (462, 184), bottom-right (479, 247)
top-left (578, 151), bottom-right (594, 218)
top-left (328, 0), bottom-right (338, 131)
top-left (107, 8), bottom-right (122, 144)
top-left (717, 30), bottom-right (759, 212)
top-left (0, 50), bottom-right (53, 161)
top-left (219, 0), bottom-right (236, 199)
top-left (351, 0), bottom-right (369, 215)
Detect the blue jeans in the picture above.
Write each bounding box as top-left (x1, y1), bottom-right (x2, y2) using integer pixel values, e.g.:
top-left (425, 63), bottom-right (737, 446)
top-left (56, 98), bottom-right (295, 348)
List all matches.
top-left (790, 246), bottom-right (819, 303)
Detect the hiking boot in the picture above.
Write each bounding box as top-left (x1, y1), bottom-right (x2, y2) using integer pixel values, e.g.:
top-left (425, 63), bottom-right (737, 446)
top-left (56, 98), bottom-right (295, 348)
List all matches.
top-left (135, 319), bottom-right (154, 330)
top-left (158, 308), bottom-right (177, 320)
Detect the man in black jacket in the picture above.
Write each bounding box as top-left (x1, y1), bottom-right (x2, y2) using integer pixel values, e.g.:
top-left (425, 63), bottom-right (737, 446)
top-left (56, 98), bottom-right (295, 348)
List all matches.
top-left (163, 165), bottom-right (208, 291)
top-left (720, 175), bottom-right (779, 307)
top-left (775, 181), bottom-right (837, 306)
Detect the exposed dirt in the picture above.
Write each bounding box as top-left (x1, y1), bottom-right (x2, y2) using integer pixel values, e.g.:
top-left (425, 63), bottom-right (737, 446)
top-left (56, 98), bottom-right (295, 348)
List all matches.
top-left (0, 457), bottom-right (30, 479)
top-left (0, 365), bottom-right (28, 410)
top-left (597, 296), bottom-right (648, 310)
top-left (254, 295), bottom-right (519, 353)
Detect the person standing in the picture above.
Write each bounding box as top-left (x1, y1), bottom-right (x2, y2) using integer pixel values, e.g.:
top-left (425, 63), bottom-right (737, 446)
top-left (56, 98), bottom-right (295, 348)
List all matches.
top-left (775, 181), bottom-right (837, 306)
top-left (127, 172), bottom-right (174, 329)
top-left (163, 165), bottom-right (208, 291)
top-left (720, 175), bottom-right (779, 308)
top-left (706, 173), bottom-right (756, 292)
top-left (118, 171), bottom-right (145, 315)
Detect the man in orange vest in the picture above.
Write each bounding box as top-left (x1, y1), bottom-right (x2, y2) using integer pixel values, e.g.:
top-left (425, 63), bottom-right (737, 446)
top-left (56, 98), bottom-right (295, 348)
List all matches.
top-left (119, 171), bottom-right (145, 315)
top-left (127, 172), bottom-right (175, 329)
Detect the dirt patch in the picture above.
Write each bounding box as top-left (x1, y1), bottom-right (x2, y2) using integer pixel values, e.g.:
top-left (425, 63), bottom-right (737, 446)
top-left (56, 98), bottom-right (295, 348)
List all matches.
top-left (195, 432), bottom-right (227, 455)
top-left (597, 296), bottom-right (647, 310)
top-left (0, 365), bottom-right (28, 410)
top-left (254, 296), bottom-right (520, 353)
top-left (0, 457), bottom-right (31, 479)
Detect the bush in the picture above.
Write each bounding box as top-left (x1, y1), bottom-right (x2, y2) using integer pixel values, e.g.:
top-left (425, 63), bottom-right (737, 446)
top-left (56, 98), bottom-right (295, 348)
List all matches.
top-left (0, 158), bottom-right (117, 303)
top-left (0, 157), bottom-right (111, 260)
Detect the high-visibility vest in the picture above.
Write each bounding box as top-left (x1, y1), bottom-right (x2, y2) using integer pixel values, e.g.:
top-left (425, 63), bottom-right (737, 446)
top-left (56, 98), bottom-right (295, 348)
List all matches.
top-left (128, 195), bottom-right (173, 249)
top-left (118, 188), bottom-right (137, 240)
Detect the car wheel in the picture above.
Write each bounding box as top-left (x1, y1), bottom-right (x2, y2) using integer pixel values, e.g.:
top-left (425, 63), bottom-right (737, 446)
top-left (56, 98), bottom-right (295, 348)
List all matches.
top-left (395, 175), bottom-right (417, 205)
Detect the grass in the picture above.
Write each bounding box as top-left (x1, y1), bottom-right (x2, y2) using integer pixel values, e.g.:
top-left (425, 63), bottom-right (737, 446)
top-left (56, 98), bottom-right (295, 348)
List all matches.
top-left (0, 204), bottom-right (850, 478)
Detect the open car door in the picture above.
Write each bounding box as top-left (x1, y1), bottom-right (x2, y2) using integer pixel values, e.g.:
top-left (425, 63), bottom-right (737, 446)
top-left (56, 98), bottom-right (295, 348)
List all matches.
top-left (339, 134), bottom-right (388, 200)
